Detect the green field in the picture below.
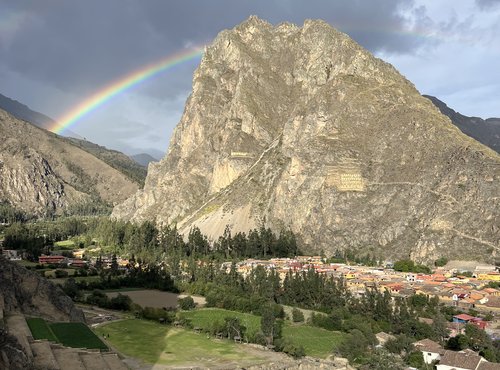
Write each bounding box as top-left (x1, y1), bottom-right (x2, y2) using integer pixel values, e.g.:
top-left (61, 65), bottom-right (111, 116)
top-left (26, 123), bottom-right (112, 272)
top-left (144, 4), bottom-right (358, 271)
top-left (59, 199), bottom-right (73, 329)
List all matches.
top-left (51, 323), bottom-right (108, 350)
top-left (26, 318), bottom-right (107, 350)
top-left (181, 308), bottom-right (346, 358)
top-left (180, 308), bottom-right (261, 338)
top-left (26, 318), bottom-right (58, 342)
top-left (14, 260), bottom-right (39, 268)
top-left (283, 324), bottom-right (344, 358)
top-left (54, 240), bottom-right (76, 249)
top-left (95, 319), bottom-right (264, 367)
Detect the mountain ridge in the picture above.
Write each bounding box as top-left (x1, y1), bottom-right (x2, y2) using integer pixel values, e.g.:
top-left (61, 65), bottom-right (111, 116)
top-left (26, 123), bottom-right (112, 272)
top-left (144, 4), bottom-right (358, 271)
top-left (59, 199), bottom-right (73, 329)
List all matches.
top-left (424, 95), bottom-right (500, 153)
top-left (113, 17), bottom-right (499, 262)
top-left (0, 108), bottom-right (139, 216)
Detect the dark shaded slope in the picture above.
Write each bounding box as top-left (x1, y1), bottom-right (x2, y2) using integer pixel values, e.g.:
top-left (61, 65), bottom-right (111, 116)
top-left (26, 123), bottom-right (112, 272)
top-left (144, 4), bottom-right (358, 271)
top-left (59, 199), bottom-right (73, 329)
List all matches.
top-left (424, 95), bottom-right (500, 153)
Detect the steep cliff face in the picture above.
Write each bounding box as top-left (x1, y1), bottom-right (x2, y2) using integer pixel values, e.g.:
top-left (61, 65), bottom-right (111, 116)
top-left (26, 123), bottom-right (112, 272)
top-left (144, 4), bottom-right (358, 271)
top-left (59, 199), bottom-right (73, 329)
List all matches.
top-left (113, 17), bottom-right (499, 262)
top-left (0, 257), bottom-right (84, 322)
top-left (0, 109), bottom-right (139, 216)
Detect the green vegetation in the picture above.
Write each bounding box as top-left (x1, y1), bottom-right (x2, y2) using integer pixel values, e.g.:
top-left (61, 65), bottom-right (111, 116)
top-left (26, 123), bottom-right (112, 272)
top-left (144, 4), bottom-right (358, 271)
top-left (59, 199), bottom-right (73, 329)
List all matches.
top-left (434, 257), bottom-right (448, 267)
top-left (291, 307), bottom-right (305, 323)
top-left (180, 308), bottom-right (261, 339)
top-left (26, 318), bottom-right (107, 350)
top-left (64, 137), bottom-right (147, 186)
top-left (26, 318), bottom-right (57, 342)
top-left (50, 322), bottom-right (108, 350)
top-left (95, 319), bottom-right (167, 363)
top-left (54, 240), bottom-right (76, 249)
top-left (178, 296), bottom-right (196, 310)
top-left (95, 319), bottom-right (263, 366)
top-left (282, 325), bottom-right (344, 358)
top-left (179, 308), bottom-right (345, 358)
top-left (393, 259), bottom-right (431, 273)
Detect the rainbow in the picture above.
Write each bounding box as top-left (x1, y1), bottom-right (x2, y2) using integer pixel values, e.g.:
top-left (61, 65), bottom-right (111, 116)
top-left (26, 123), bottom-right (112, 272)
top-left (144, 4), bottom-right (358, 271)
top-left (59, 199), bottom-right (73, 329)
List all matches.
top-left (51, 46), bottom-right (204, 134)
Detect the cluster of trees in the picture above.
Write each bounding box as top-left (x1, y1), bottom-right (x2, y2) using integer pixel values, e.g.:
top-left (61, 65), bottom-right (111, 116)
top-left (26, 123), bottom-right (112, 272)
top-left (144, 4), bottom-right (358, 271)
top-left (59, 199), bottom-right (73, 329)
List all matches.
top-left (0, 202), bottom-right (29, 223)
top-left (173, 259), bottom-right (454, 366)
top-left (393, 259), bottom-right (431, 274)
top-left (84, 219), bottom-right (300, 262)
top-left (447, 324), bottom-right (500, 362)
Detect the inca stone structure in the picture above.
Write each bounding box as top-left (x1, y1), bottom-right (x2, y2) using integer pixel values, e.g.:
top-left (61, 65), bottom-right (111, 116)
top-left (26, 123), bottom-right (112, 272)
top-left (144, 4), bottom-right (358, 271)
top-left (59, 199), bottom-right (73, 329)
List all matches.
top-left (113, 17), bottom-right (499, 262)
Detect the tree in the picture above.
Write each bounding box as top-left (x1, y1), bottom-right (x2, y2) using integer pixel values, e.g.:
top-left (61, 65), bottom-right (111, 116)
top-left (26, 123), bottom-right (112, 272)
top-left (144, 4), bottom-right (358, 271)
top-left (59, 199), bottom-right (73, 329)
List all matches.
top-left (365, 349), bottom-right (405, 370)
top-left (291, 308), bottom-right (305, 323)
top-left (261, 305), bottom-right (277, 345)
top-left (434, 257), bottom-right (448, 267)
top-left (338, 329), bottom-right (370, 362)
top-left (224, 317), bottom-right (245, 340)
top-left (62, 278), bottom-right (81, 301)
top-left (110, 253), bottom-right (119, 275)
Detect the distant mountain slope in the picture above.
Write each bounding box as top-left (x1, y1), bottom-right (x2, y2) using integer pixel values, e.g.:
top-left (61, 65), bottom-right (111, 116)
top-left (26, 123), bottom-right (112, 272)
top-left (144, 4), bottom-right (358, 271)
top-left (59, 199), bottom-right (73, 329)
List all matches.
top-left (130, 153), bottom-right (158, 167)
top-left (424, 95), bottom-right (500, 153)
top-left (0, 92), bottom-right (82, 139)
top-left (0, 108), bottom-right (139, 216)
top-left (0, 92), bottom-right (147, 186)
top-left (65, 137), bottom-right (147, 185)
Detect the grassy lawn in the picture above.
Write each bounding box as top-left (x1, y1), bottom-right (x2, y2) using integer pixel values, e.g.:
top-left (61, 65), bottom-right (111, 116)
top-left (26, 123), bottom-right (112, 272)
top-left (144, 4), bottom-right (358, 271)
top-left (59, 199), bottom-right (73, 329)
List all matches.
top-left (179, 308), bottom-right (345, 358)
top-left (95, 319), bottom-right (264, 366)
top-left (44, 268), bottom-right (76, 278)
top-left (15, 260), bottom-right (39, 268)
top-left (26, 318), bottom-right (107, 350)
top-left (282, 324), bottom-right (345, 358)
top-left (161, 328), bottom-right (262, 366)
top-left (54, 240), bottom-right (76, 249)
top-left (95, 319), bottom-right (168, 363)
top-left (51, 322), bottom-right (108, 350)
top-left (180, 308), bottom-right (261, 339)
top-left (26, 318), bottom-right (57, 342)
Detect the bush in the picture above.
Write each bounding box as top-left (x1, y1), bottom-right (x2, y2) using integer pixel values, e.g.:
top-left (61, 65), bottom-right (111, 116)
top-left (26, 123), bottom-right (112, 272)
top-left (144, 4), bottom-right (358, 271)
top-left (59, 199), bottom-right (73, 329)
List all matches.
top-left (54, 269), bottom-right (69, 278)
top-left (282, 341), bottom-right (305, 359)
top-left (86, 290), bottom-right (109, 307)
top-left (310, 312), bottom-right (336, 331)
top-left (109, 294), bottom-right (132, 311)
top-left (141, 306), bottom-right (175, 323)
top-left (178, 296), bottom-right (196, 310)
top-left (291, 308), bottom-right (305, 323)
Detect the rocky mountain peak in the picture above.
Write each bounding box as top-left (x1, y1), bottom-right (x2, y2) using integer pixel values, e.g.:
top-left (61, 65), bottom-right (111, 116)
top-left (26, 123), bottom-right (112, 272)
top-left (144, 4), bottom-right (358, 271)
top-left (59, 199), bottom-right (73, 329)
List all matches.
top-left (113, 18), bottom-right (499, 262)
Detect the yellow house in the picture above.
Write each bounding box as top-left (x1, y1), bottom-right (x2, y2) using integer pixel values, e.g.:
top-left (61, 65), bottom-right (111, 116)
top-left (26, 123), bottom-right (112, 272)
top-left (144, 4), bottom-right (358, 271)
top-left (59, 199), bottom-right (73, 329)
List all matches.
top-left (477, 272), bottom-right (500, 281)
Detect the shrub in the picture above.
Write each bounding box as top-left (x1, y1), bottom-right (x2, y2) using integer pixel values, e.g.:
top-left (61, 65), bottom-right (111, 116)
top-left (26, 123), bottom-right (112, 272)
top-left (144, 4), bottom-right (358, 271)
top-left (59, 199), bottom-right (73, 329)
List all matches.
top-left (109, 294), bottom-right (132, 311)
top-left (178, 296), bottom-right (196, 310)
top-left (291, 308), bottom-right (305, 323)
top-left (54, 269), bottom-right (69, 278)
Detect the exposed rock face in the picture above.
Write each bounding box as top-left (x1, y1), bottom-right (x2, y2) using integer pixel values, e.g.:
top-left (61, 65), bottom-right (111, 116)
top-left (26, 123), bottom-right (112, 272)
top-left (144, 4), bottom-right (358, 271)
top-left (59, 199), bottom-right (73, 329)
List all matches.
top-left (0, 108), bottom-right (139, 216)
top-left (0, 329), bottom-right (34, 370)
top-left (0, 257), bottom-right (84, 322)
top-left (113, 17), bottom-right (499, 262)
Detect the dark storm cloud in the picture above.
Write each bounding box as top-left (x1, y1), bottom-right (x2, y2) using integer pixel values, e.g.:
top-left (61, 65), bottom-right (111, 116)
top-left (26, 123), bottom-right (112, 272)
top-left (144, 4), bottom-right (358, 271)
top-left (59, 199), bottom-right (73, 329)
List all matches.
top-left (0, 0), bottom-right (432, 98)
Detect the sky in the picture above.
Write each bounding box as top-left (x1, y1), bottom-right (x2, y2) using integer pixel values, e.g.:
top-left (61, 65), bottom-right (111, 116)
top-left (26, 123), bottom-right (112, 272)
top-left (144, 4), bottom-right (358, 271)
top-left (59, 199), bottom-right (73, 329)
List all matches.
top-left (0, 1), bottom-right (499, 158)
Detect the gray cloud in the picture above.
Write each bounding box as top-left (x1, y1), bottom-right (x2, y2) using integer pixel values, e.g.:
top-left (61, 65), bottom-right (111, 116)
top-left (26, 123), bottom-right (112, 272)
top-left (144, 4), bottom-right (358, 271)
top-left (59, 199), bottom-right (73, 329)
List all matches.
top-left (0, 1), bottom-right (498, 156)
top-left (0, 0), bottom-right (431, 96)
top-left (476, 0), bottom-right (500, 9)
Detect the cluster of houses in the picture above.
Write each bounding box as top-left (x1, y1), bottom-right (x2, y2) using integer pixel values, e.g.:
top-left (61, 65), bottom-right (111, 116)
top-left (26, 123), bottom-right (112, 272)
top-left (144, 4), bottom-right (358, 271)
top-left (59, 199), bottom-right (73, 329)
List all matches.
top-left (412, 338), bottom-right (500, 370)
top-left (231, 257), bottom-right (500, 312)
top-left (1, 247), bottom-right (130, 271)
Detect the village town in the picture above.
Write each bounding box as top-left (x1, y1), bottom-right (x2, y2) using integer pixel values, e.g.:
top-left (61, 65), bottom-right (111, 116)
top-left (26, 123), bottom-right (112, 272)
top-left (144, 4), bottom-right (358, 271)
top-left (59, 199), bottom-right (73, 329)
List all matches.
top-left (4, 243), bottom-right (500, 369)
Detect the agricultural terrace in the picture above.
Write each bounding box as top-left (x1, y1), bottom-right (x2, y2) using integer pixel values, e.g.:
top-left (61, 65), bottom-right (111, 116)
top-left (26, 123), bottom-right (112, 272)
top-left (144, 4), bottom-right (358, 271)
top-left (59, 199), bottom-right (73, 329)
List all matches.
top-left (26, 318), bottom-right (107, 350)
